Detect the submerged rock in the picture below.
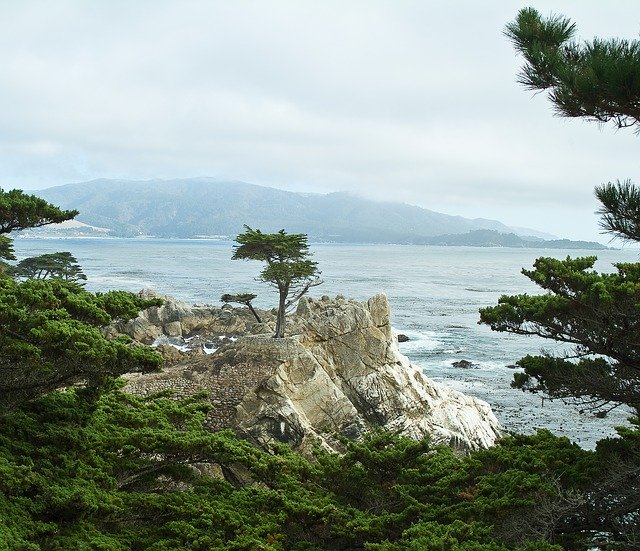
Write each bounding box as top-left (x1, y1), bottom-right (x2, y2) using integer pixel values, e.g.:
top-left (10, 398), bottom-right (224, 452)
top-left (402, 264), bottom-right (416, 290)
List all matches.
top-left (124, 293), bottom-right (501, 454)
top-left (452, 359), bottom-right (476, 369)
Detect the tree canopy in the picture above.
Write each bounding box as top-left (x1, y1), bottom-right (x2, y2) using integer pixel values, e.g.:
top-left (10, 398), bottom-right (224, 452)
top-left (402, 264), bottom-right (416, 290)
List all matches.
top-left (0, 188), bottom-right (78, 261)
top-left (505, 7), bottom-right (640, 130)
top-left (0, 277), bottom-right (163, 409)
top-left (232, 226), bottom-right (321, 337)
top-left (0, 189), bottom-right (162, 408)
top-left (12, 251), bottom-right (87, 282)
top-left (479, 13), bottom-right (640, 547)
top-left (480, 256), bottom-right (640, 415)
top-left (482, 7), bottom-right (640, 422)
top-left (221, 292), bottom-right (262, 323)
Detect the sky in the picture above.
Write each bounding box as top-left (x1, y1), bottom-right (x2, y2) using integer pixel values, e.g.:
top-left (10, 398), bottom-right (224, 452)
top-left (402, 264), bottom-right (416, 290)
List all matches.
top-left (1, 1), bottom-right (639, 243)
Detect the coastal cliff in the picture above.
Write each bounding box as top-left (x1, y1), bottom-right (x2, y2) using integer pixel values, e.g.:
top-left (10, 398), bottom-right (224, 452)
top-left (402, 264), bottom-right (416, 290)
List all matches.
top-left (122, 294), bottom-right (502, 454)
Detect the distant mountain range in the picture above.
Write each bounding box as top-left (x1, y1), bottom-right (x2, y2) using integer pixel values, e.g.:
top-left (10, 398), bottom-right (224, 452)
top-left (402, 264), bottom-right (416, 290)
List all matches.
top-left (30, 178), bottom-right (605, 249)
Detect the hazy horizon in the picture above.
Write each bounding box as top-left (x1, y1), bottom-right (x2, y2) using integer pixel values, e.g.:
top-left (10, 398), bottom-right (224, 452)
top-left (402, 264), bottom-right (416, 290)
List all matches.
top-left (2, 1), bottom-right (640, 243)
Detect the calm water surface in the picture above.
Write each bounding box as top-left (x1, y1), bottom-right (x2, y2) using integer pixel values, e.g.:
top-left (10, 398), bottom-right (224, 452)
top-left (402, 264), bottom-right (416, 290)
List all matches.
top-left (14, 237), bottom-right (639, 447)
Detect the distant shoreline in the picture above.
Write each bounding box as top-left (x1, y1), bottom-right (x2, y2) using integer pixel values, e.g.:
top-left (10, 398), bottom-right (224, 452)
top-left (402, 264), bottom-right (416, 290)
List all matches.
top-left (14, 233), bottom-right (614, 250)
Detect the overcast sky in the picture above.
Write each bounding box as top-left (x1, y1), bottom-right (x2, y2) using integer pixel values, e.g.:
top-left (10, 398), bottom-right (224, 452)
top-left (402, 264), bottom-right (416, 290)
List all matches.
top-left (1, 1), bottom-right (639, 242)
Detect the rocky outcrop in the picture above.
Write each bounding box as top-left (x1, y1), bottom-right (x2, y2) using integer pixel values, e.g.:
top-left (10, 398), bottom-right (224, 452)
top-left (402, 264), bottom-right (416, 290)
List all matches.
top-left (234, 294), bottom-right (501, 453)
top-left (124, 293), bottom-right (502, 454)
top-left (105, 294), bottom-right (262, 343)
top-left (104, 292), bottom-right (271, 366)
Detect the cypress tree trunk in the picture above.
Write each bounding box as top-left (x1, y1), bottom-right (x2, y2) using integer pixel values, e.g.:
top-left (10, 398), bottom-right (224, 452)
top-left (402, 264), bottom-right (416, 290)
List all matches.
top-left (246, 302), bottom-right (262, 323)
top-left (273, 285), bottom-right (288, 338)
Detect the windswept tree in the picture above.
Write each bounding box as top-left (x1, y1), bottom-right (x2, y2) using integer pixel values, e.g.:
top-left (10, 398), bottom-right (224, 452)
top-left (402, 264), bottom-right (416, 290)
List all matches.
top-left (483, 6), bottom-right (640, 419)
top-left (232, 226), bottom-right (321, 337)
top-left (0, 188), bottom-right (78, 261)
top-left (221, 292), bottom-right (262, 323)
top-left (14, 251), bottom-right (87, 283)
top-left (479, 11), bottom-right (640, 547)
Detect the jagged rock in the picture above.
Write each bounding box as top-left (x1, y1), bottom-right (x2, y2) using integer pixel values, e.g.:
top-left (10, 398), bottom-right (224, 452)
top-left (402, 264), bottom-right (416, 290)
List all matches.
top-left (452, 359), bottom-right (476, 369)
top-left (233, 294), bottom-right (501, 454)
top-left (397, 333), bottom-right (410, 342)
top-left (124, 294), bottom-right (502, 455)
top-left (155, 344), bottom-right (185, 364)
top-left (164, 321), bottom-right (183, 337)
top-left (107, 293), bottom-right (268, 344)
top-left (120, 317), bottom-right (162, 343)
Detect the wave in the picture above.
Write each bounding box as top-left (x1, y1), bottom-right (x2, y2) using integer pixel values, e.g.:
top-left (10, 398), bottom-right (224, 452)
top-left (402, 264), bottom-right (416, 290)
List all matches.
top-left (394, 328), bottom-right (445, 353)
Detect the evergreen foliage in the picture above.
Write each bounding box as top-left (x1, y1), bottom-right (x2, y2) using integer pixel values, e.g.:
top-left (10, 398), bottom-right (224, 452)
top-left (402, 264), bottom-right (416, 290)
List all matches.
top-left (480, 256), bottom-right (640, 415)
top-left (221, 292), bottom-right (262, 323)
top-left (0, 401), bottom-right (608, 551)
top-left (479, 10), bottom-right (640, 548)
top-left (0, 188), bottom-right (78, 261)
top-left (595, 180), bottom-right (640, 242)
top-left (13, 251), bottom-right (87, 282)
top-left (2, 187), bottom-right (617, 549)
top-left (486, 8), bottom-right (640, 417)
top-left (505, 8), bottom-right (640, 130)
top-left (0, 188), bottom-right (78, 234)
top-left (504, 6), bottom-right (640, 247)
top-left (232, 226), bottom-right (321, 337)
top-left (0, 276), bottom-right (163, 409)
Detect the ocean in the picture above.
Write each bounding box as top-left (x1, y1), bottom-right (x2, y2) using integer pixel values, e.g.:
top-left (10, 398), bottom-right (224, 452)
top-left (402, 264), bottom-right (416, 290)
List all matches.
top-left (13, 237), bottom-right (638, 448)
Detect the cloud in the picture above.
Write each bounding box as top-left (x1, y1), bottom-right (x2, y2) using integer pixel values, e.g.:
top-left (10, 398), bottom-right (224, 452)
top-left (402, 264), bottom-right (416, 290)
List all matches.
top-left (0, 0), bottom-right (639, 241)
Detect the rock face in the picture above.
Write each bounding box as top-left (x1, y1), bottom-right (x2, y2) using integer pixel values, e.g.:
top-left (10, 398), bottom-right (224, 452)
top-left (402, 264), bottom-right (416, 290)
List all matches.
top-left (234, 294), bottom-right (501, 453)
top-left (104, 292), bottom-right (270, 362)
top-left (105, 295), bottom-right (259, 343)
top-left (124, 293), bottom-right (501, 454)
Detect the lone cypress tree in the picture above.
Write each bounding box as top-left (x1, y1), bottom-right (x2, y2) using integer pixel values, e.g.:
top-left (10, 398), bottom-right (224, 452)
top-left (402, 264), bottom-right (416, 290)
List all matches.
top-left (232, 226), bottom-right (321, 338)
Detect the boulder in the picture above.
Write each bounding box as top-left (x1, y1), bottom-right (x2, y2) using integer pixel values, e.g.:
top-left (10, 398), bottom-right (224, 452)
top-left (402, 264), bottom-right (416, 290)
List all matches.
top-left (452, 359), bottom-right (476, 369)
top-left (107, 293), bottom-right (268, 345)
top-left (164, 321), bottom-right (183, 337)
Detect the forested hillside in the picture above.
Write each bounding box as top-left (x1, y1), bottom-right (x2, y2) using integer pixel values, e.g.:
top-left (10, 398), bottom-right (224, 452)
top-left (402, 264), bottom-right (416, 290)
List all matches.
top-left (36, 178), bottom-right (532, 241)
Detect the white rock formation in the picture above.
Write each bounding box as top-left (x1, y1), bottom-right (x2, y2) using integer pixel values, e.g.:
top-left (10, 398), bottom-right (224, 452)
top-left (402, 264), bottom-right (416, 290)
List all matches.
top-left (122, 293), bottom-right (502, 454)
top-left (234, 294), bottom-right (502, 453)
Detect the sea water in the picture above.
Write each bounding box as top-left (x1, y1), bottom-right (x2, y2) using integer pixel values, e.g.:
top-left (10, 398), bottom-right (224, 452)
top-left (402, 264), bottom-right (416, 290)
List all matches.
top-left (13, 237), bottom-right (639, 447)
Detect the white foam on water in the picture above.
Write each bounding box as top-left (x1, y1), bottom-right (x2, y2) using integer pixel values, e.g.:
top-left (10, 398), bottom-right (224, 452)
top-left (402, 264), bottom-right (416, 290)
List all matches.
top-left (203, 342), bottom-right (217, 354)
top-left (394, 328), bottom-right (444, 353)
top-left (151, 335), bottom-right (190, 352)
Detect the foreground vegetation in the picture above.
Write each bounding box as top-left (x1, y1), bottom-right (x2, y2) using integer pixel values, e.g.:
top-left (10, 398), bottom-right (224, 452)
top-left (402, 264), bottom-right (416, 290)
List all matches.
top-left (1, 375), bottom-right (636, 550)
